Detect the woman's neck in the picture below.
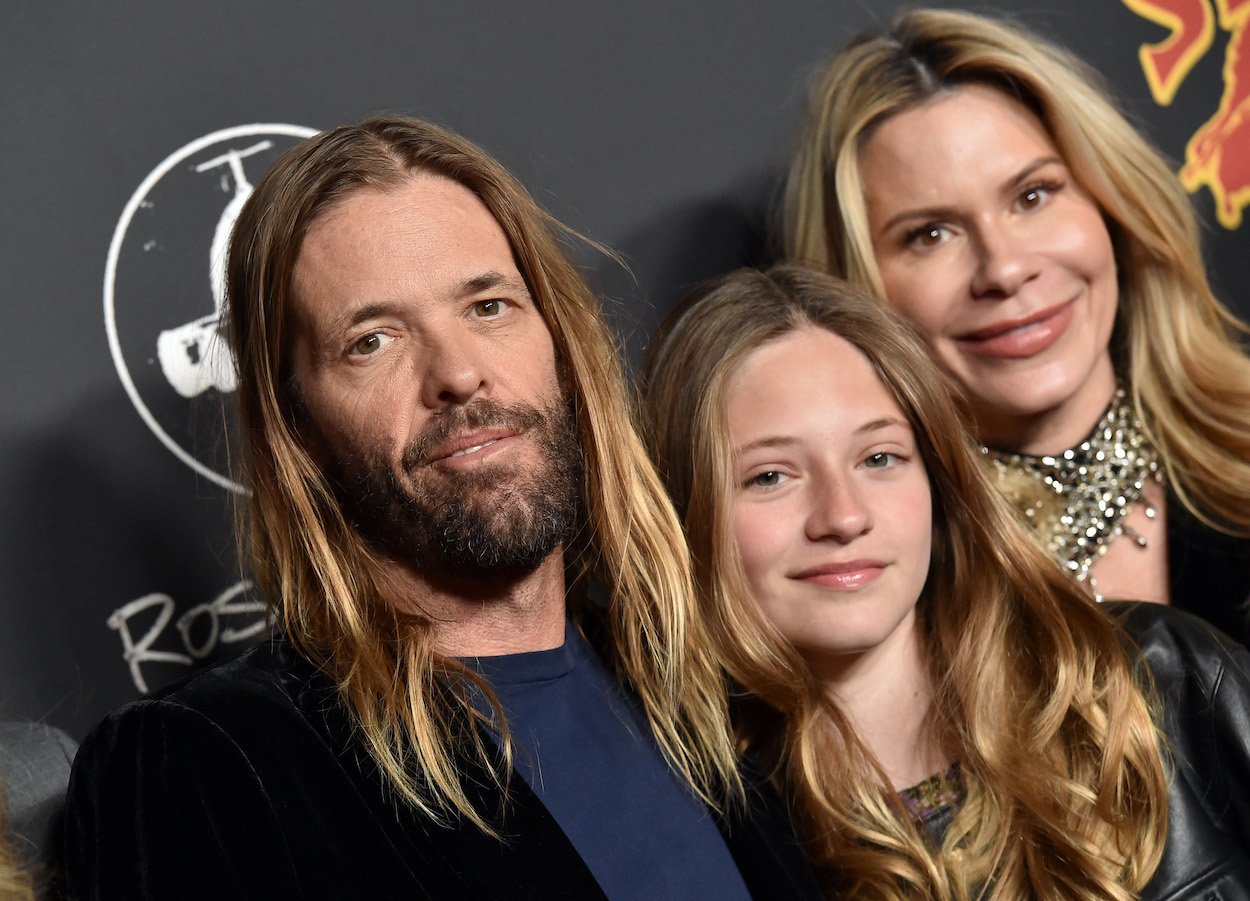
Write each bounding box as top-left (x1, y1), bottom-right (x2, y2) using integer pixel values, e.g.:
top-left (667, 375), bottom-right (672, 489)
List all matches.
top-left (976, 356), bottom-right (1118, 456)
top-left (811, 613), bottom-right (947, 790)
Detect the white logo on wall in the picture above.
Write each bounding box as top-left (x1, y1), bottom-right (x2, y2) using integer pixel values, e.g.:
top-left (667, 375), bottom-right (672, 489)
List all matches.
top-left (104, 123), bottom-right (317, 492)
top-left (110, 581), bottom-right (265, 694)
top-left (103, 124), bottom-right (316, 692)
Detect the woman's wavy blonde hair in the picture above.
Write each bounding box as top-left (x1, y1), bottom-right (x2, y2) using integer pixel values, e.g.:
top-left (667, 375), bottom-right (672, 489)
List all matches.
top-left (640, 264), bottom-right (1168, 899)
top-left (784, 7), bottom-right (1250, 533)
top-left (225, 115), bottom-right (740, 833)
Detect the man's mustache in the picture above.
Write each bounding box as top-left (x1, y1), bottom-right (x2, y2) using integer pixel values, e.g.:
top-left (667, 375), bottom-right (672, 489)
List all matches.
top-left (401, 400), bottom-right (548, 470)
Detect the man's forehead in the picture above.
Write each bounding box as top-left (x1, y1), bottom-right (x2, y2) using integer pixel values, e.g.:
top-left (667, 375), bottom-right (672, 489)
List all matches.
top-left (288, 176), bottom-right (533, 320)
top-left (298, 175), bottom-right (504, 259)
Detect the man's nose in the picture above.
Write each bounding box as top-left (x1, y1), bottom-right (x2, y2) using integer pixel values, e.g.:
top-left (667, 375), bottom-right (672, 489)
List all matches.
top-left (418, 328), bottom-right (490, 408)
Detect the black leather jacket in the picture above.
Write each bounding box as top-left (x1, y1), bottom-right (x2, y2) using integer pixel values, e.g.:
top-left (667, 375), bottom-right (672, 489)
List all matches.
top-left (1111, 602), bottom-right (1250, 899)
top-left (1165, 492), bottom-right (1250, 649)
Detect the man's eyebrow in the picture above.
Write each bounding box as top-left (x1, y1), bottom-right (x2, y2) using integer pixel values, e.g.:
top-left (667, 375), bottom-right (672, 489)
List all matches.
top-left (460, 271), bottom-right (531, 297)
top-left (322, 272), bottom-right (531, 336)
top-left (328, 302), bottom-right (400, 338)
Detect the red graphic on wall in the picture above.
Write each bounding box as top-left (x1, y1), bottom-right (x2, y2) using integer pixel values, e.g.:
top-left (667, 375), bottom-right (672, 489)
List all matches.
top-left (1125, 0), bottom-right (1250, 228)
top-left (1126, 0), bottom-right (1215, 103)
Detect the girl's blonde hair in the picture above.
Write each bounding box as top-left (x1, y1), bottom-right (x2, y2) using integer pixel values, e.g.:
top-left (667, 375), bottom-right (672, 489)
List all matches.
top-left (226, 116), bottom-right (740, 833)
top-left (784, 7), bottom-right (1250, 533)
top-left (640, 263), bottom-right (1168, 899)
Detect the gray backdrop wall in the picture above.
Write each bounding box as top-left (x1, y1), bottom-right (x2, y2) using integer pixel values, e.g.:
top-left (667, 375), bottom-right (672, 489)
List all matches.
top-left (3, 1), bottom-right (1247, 738)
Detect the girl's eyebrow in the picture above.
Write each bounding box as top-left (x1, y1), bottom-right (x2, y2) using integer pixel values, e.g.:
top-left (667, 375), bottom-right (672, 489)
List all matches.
top-left (734, 435), bottom-right (798, 457)
top-left (733, 417), bottom-right (909, 457)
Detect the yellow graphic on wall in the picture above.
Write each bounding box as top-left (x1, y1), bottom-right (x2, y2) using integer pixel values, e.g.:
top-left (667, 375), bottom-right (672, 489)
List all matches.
top-left (1125, 0), bottom-right (1250, 228)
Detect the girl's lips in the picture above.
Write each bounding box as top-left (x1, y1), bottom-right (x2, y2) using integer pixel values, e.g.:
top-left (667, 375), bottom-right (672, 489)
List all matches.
top-left (793, 562), bottom-right (886, 591)
top-left (956, 299), bottom-right (1076, 359)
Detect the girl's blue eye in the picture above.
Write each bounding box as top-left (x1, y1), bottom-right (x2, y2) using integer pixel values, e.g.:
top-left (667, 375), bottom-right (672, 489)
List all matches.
top-left (747, 470), bottom-right (788, 489)
top-left (863, 452), bottom-right (896, 469)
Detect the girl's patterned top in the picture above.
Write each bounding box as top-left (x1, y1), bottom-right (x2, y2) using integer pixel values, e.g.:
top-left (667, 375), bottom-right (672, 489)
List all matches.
top-left (899, 762), bottom-right (964, 845)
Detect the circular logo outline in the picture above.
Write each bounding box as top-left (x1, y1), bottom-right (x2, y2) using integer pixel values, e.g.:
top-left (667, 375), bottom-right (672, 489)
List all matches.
top-left (104, 123), bottom-right (318, 493)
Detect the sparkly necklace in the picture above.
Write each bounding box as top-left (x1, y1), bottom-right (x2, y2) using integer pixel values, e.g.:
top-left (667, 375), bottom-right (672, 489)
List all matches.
top-left (981, 389), bottom-right (1162, 585)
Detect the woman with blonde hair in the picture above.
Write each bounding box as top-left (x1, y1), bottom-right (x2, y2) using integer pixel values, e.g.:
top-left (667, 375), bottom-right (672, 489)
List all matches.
top-left (784, 8), bottom-right (1250, 642)
top-left (641, 263), bottom-right (1250, 898)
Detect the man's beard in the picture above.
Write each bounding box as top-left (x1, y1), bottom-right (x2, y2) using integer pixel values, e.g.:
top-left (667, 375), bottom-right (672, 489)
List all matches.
top-left (325, 397), bottom-right (583, 580)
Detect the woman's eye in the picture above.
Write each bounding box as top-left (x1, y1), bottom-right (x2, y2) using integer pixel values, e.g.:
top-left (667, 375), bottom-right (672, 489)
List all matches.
top-left (907, 224), bottom-right (949, 249)
top-left (348, 332), bottom-right (392, 357)
top-left (471, 299), bottom-right (506, 318)
top-left (1018, 181), bottom-right (1059, 210)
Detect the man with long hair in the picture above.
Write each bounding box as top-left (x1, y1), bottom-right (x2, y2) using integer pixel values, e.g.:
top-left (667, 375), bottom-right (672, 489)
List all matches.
top-left (63, 117), bottom-right (818, 899)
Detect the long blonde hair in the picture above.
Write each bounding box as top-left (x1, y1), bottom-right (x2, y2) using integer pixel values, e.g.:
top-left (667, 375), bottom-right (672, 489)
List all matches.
top-left (640, 264), bottom-right (1168, 899)
top-left (225, 115), bottom-right (740, 832)
top-left (784, 7), bottom-right (1250, 533)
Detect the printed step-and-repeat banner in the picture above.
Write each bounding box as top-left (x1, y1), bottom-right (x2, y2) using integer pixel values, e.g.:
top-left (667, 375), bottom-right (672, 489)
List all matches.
top-left (1, 0), bottom-right (1245, 737)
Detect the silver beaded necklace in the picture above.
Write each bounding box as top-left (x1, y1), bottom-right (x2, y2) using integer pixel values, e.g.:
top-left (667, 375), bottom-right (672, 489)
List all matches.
top-left (981, 388), bottom-right (1162, 585)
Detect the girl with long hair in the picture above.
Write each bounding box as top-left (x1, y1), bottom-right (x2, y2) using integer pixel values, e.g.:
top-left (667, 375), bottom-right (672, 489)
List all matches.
top-left (641, 263), bottom-right (1250, 899)
top-left (783, 8), bottom-right (1250, 642)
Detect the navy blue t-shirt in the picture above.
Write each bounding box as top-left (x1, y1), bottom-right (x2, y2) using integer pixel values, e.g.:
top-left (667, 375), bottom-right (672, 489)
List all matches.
top-left (464, 622), bottom-right (751, 901)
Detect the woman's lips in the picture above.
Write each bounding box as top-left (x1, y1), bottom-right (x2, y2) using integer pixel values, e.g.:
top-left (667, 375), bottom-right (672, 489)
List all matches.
top-left (793, 561), bottom-right (886, 591)
top-left (955, 299), bottom-right (1076, 359)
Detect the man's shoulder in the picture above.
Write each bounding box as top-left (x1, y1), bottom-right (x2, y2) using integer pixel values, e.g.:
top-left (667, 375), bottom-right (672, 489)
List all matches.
top-left (160, 634), bottom-right (318, 694)
top-left (84, 638), bottom-right (334, 760)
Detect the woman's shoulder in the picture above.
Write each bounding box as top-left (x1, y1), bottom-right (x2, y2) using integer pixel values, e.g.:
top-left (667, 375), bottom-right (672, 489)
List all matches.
top-left (1105, 600), bottom-right (1247, 675)
top-left (1105, 601), bottom-right (1250, 760)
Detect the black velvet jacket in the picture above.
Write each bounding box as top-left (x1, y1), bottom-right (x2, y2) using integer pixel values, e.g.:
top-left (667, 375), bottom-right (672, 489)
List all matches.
top-left (1113, 602), bottom-right (1250, 899)
top-left (63, 639), bottom-right (821, 900)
